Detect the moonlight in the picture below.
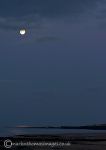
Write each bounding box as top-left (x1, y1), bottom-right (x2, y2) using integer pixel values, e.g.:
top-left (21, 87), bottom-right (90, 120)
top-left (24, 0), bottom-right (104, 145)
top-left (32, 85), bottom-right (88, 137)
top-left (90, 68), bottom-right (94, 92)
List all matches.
top-left (19, 29), bottom-right (26, 35)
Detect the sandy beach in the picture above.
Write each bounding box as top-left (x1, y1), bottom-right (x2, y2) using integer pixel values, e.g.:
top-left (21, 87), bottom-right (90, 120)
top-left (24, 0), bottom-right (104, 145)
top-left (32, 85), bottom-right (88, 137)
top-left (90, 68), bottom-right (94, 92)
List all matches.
top-left (1, 132), bottom-right (106, 149)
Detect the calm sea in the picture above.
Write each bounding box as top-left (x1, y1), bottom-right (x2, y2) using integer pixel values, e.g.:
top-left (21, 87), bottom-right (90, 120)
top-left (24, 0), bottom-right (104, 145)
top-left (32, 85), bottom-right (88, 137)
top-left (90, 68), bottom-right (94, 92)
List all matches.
top-left (1, 127), bottom-right (106, 137)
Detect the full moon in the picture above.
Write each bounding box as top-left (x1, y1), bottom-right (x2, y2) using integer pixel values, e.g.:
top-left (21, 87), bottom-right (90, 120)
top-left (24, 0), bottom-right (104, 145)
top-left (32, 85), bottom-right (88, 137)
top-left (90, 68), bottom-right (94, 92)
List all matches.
top-left (20, 29), bottom-right (26, 35)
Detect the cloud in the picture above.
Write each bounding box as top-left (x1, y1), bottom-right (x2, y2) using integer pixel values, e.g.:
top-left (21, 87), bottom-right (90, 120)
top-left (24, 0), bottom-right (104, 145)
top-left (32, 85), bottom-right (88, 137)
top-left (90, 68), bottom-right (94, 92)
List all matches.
top-left (0, 14), bottom-right (44, 31)
top-left (0, 0), bottom-right (106, 32)
top-left (0, 0), bottom-right (105, 31)
top-left (35, 36), bottom-right (61, 42)
top-left (93, 0), bottom-right (106, 28)
top-left (0, 0), bottom-right (97, 18)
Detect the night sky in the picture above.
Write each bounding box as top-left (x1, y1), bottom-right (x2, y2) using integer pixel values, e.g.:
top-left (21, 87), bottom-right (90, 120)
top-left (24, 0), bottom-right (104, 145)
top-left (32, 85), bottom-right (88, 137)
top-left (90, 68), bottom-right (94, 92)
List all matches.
top-left (0, 0), bottom-right (106, 134)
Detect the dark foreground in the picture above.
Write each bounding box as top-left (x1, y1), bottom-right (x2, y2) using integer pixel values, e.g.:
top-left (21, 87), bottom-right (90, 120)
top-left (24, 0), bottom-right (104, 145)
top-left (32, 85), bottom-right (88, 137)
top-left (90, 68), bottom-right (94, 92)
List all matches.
top-left (1, 133), bottom-right (106, 150)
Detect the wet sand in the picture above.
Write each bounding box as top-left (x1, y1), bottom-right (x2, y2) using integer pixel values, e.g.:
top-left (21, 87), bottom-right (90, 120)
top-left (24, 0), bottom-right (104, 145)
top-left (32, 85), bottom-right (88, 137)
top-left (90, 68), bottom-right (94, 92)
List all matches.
top-left (1, 132), bottom-right (106, 149)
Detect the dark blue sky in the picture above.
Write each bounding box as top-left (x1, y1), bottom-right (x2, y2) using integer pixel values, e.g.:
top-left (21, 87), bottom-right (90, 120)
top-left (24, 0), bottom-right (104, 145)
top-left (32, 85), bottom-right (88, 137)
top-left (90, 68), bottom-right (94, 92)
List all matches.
top-left (0, 0), bottom-right (106, 134)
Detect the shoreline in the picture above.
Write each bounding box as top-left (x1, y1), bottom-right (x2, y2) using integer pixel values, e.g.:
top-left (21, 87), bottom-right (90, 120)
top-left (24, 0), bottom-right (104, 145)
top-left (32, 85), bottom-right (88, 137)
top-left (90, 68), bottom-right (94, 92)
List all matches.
top-left (1, 132), bottom-right (106, 149)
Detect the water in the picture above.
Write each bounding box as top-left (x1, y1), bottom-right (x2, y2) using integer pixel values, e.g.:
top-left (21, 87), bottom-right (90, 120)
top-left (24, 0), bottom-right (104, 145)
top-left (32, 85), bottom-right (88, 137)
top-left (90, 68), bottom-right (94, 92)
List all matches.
top-left (1, 126), bottom-right (106, 137)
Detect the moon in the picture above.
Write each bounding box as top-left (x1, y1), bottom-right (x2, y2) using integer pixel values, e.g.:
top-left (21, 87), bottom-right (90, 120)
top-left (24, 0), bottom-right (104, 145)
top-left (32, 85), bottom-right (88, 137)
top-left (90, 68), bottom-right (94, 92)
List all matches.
top-left (20, 29), bottom-right (26, 35)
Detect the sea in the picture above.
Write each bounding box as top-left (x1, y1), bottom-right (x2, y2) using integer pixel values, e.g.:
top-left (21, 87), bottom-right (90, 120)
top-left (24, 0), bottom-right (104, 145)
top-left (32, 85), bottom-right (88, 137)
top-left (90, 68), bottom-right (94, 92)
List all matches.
top-left (1, 126), bottom-right (106, 137)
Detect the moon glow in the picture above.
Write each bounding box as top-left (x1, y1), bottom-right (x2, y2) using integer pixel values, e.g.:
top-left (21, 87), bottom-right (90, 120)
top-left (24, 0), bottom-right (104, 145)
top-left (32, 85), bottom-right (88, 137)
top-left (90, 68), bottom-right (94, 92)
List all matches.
top-left (20, 29), bottom-right (26, 35)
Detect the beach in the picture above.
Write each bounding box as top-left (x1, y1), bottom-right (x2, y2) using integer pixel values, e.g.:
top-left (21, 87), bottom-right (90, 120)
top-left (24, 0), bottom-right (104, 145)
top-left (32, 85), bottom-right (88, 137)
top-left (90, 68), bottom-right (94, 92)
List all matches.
top-left (1, 132), bottom-right (106, 149)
